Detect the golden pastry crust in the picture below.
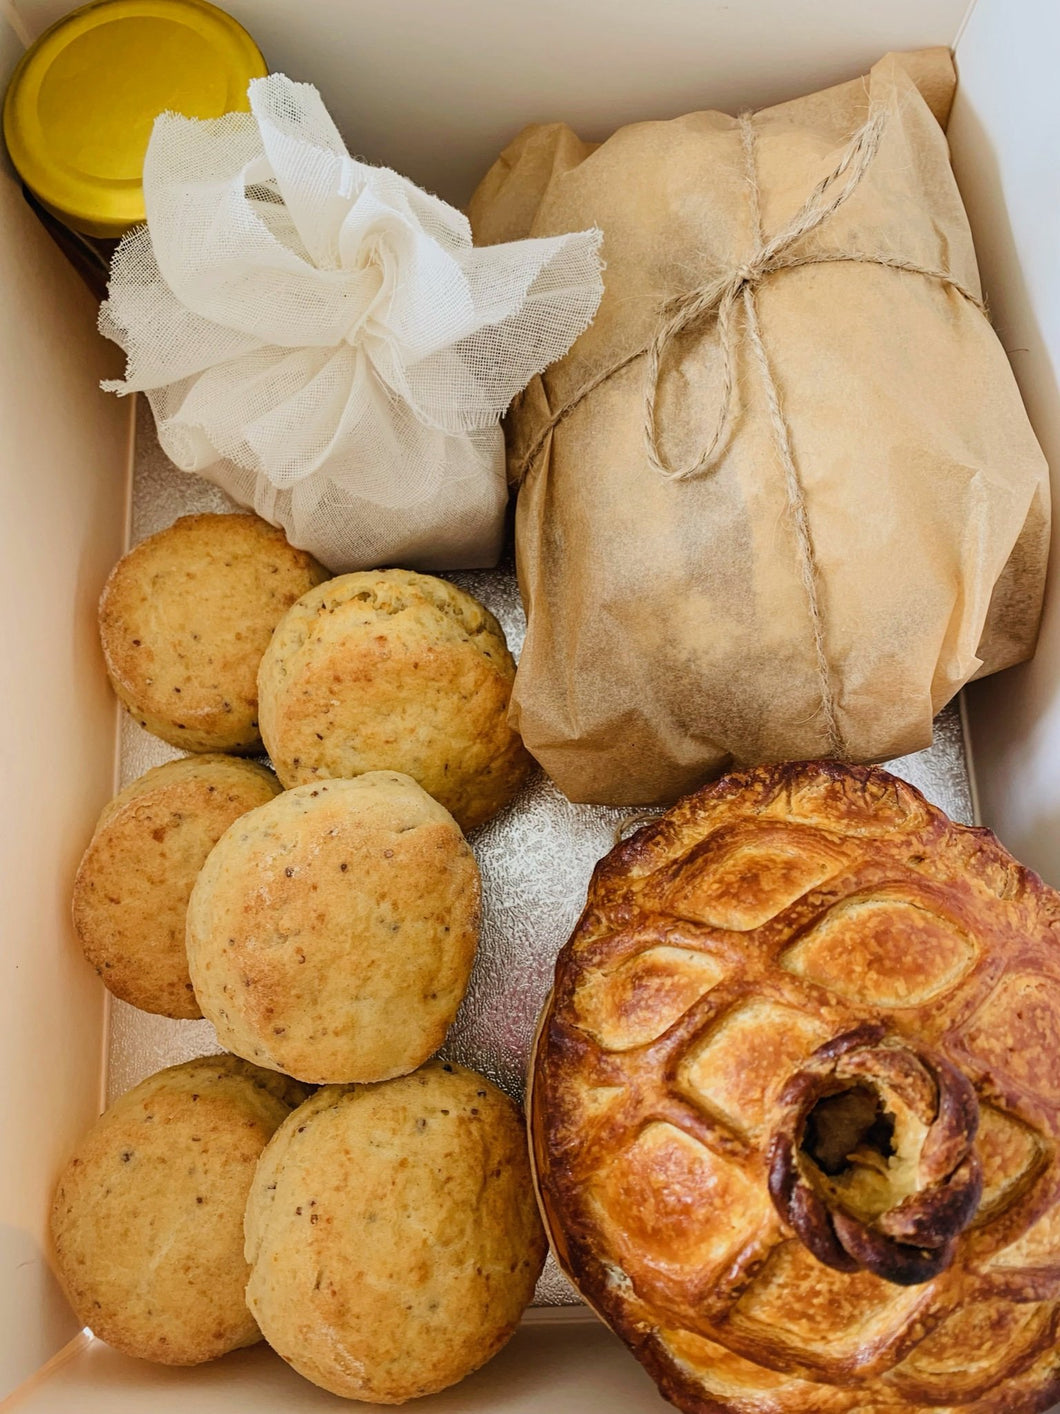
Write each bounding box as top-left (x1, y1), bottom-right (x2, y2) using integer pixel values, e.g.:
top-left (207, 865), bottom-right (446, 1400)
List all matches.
top-left (51, 1056), bottom-right (308, 1366)
top-left (73, 755), bottom-right (281, 1018)
top-left (257, 569), bottom-right (532, 831)
top-left (532, 761), bottom-right (1060, 1414)
top-left (99, 513), bottom-right (328, 753)
top-left (186, 773), bottom-right (482, 1084)
top-left (244, 1061), bottom-right (547, 1402)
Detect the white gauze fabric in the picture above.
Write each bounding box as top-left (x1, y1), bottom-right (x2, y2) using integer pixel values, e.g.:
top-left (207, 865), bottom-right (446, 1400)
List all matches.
top-left (99, 75), bottom-right (604, 571)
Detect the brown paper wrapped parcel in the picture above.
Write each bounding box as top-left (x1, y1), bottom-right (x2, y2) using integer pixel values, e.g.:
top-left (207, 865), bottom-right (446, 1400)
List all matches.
top-left (470, 49), bottom-right (1049, 806)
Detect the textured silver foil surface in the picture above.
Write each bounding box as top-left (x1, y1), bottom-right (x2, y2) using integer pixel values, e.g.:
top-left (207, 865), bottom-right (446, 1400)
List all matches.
top-left (107, 401), bottom-right (977, 1304)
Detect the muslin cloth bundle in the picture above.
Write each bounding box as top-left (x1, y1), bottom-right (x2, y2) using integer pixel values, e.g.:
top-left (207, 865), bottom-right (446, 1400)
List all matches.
top-left (100, 75), bottom-right (604, 572)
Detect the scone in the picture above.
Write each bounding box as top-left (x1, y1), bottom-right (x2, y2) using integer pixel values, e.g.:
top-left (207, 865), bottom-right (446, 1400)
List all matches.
top-left (187, 773), bottom-right (481, 1084)
top-left (244, 1061), bottom-right (547, 1402)
top-left (99, 513), bottom-right (328, 752)
top-left (73, 755), bottom-right (281, 1018)
top-left (257, 569), bottom-right (531, 831)
top-left (51, 1055), bottom-right (307, 1366)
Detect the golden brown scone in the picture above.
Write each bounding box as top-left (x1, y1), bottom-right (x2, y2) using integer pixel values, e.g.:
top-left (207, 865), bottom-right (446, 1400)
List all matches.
top-left (245, 1061), bottom-right (547, 1402)
top-left (72, 755), bottom-right (281, 1018)
top-left (257, 569), bottom-right (531, 831)
top-left (533, 761), bottom-right (1060, 1414)
top-left (51, 1056), bottom-right (308, 1366)
top-left (99, 513), bottom-right (328, 753)
top-left (187, 773), bottom-right (481, 1084)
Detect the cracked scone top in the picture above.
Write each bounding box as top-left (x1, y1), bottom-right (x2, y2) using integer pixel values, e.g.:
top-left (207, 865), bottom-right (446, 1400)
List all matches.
top-left (532, 761), bottom-right (1060, 1414)
top-left (257, 568), bottom-right (532, 831)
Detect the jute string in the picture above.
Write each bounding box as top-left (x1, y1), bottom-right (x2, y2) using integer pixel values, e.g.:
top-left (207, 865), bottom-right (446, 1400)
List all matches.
top-left (513, 108), bottom-right (987, 758)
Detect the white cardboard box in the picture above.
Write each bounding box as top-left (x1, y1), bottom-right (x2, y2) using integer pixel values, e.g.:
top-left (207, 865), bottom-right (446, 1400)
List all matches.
top-left (2, 0), bottom-right (1059, 1408)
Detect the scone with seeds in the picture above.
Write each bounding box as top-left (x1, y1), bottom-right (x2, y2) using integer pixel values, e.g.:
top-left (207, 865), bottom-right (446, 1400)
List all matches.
top-left (186, 773), bottom-right (481, 1084)
top-left (257, 569), bottom-right (531, 831)
top-left (244, 1061), bottom-right (546, 1402)
top-left (51, 1056), bottom-right (308, 1366)
top-left (99, 513), bottom-right (327, 753)
top-left (73, 755), bottom-right (281, 1018)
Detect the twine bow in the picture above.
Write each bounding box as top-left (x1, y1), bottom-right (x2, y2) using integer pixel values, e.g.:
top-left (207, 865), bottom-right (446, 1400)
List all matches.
top-left (514, 108), bottom-right (987, 758)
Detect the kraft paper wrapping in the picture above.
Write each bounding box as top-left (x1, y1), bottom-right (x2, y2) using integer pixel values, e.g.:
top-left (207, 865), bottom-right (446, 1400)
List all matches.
top-left (469, 49), bottom-right (1049, 807)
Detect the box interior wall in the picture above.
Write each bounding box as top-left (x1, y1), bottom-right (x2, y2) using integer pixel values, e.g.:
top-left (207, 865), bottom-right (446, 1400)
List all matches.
top-left (4, 0), bottom-right (1060, 1406)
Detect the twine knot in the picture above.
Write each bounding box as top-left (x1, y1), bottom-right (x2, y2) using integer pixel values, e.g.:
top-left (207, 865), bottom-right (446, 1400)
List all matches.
top-left (641, 108), bottom-right (897, 485)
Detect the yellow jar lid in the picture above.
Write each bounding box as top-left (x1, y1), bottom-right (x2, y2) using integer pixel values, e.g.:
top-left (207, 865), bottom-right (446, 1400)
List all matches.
top-left (3, 0), bottom-right (267, 239)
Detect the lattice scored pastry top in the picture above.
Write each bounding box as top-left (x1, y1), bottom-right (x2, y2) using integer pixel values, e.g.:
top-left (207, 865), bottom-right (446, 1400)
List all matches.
top-left (531, 762), bottom-right (1060, 1414)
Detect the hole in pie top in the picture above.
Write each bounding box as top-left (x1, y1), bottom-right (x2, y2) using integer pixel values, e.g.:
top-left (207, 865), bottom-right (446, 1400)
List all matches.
top-left (798, 1079), bottom-right (927, 1225)
top-left (802, 1084), bottom-right (896, 1180)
